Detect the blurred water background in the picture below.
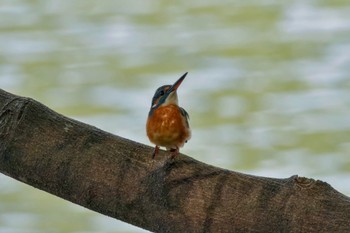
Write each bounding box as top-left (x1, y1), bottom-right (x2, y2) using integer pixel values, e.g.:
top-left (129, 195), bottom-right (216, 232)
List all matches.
top-left (1, 0), bottom-right (350, 232)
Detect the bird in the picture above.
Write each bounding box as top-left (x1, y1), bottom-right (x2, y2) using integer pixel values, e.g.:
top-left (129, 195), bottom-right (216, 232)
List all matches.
top-left (146, 72), bottom-right (191, 159)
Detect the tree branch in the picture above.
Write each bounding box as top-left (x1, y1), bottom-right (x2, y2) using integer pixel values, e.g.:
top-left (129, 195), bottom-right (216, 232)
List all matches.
top-left (0, 88), bottom-right (349, 233)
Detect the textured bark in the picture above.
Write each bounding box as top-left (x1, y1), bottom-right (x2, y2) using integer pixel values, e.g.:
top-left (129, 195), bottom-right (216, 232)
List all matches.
top-left (0, 88), bottom-right (349, 233)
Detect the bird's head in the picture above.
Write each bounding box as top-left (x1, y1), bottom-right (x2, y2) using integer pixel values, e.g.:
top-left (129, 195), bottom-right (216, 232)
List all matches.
top-left (150, 72), bottom-right (188, 111)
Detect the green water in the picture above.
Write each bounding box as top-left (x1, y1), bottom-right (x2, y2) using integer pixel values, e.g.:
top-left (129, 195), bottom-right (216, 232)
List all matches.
top-left (1, 0), bottom-right (350, 232)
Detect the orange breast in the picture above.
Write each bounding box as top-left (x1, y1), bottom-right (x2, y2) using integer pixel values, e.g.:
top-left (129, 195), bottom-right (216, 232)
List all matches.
top-left (146, 104), bottom-right (191, 149)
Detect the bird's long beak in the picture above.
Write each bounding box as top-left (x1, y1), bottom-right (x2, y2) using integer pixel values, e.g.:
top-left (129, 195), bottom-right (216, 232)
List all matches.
top-left (153, 72), bottom-right (188, 108)
top-left (167, 72), bottom-right (188, 94)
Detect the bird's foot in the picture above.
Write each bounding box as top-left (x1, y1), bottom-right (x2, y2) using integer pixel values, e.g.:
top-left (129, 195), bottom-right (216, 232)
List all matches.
top-left (152, 146), bottom-right (160, 159)
top-left (169, 147), bottom-right (179, 159)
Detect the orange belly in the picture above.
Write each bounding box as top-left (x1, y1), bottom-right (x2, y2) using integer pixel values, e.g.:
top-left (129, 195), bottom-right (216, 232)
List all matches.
top-left (147, 104), bottom-right (191, 149)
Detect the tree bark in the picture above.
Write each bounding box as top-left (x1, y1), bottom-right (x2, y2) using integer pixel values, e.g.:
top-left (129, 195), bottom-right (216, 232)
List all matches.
top-left (0, 88), bottom-right (349, 233)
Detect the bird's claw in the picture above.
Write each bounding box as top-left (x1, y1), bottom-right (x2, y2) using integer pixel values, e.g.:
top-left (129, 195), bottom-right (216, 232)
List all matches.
top-left (152, 146), bottom-right (160, 159)
top-left (169, 147), bottom-right (179, 159)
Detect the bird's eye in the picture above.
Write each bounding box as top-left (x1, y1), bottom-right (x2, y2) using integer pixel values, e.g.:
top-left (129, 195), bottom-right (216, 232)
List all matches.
top-left (159, 90), bottom-right (165, 96)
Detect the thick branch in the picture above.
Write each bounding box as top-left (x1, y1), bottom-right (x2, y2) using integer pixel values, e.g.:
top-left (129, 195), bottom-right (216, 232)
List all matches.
top-left (0, 88), bottom-right (349, 233)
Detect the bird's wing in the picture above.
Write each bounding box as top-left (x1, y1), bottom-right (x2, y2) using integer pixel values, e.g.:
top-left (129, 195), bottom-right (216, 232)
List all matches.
top-left (179, 107), bottom-right (190, 127)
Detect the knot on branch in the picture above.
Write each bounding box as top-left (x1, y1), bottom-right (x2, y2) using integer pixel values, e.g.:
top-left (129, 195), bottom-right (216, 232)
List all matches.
top-left (294, 176), bottom-right (316, 189)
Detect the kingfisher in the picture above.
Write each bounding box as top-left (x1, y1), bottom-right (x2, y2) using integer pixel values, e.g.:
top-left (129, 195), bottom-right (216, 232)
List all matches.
top-left (146, 72), bottom-right (191, 159)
